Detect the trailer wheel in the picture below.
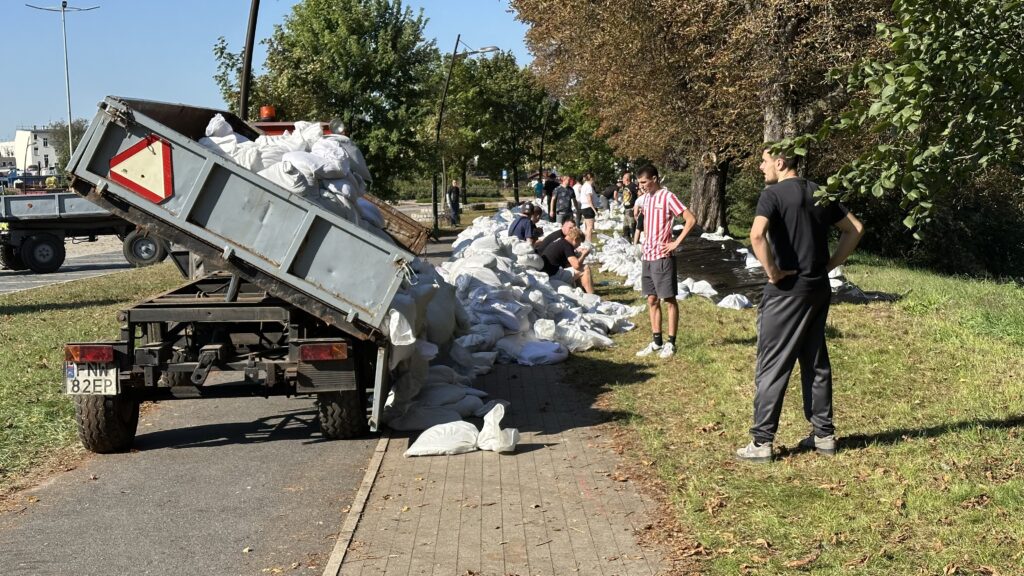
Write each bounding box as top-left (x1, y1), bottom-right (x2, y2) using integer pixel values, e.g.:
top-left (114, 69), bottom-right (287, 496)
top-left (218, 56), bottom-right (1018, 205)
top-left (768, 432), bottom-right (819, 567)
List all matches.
top-left (0, 245), bottom-right (28, 271)
top-left (74, 395), bottom-right (140, 453)
top-left (123, 230), bottom-right (167, 267)
top-left (316, 391), bottom-right (367, 439)
top-left (20, 234), bottom-right (65, 273)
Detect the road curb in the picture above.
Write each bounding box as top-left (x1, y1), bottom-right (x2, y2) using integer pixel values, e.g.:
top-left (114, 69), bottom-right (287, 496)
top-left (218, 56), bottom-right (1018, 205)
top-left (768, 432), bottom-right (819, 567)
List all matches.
top-left (321, 431), bottom-right (390, 576)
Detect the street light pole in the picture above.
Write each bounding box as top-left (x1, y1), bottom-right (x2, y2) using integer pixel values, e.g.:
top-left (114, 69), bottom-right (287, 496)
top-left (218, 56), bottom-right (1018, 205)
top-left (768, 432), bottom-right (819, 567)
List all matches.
top-left (431, 37), bottom-right (499, 236)
top-left (27, 1), bottom-right (99, 161)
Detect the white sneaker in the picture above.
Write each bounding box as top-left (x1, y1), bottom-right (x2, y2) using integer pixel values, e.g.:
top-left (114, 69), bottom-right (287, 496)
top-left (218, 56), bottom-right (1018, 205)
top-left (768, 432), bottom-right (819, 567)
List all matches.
top-left (635, 342), bottom-right (662, 357)
top-left (658, 342), bottom-right (675, 358)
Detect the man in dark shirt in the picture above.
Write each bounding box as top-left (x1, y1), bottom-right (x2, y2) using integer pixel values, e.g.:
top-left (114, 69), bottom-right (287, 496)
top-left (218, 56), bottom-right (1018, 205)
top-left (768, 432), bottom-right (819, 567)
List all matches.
top-left (549, 175), bottom-right (579, 225)
top-left (736, 148), bottom-right (864, 464)
top-left (540, 227), bottom-right (594, 293)
top-left (508, 203), bottom-right (540, 244)
top-left (446, 180), bottom-right (461, 225)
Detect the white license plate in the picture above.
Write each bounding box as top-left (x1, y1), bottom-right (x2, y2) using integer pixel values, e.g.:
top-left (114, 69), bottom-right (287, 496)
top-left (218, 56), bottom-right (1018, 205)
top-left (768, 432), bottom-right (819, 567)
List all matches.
top-left (65, 362), bottom-right (119, 395)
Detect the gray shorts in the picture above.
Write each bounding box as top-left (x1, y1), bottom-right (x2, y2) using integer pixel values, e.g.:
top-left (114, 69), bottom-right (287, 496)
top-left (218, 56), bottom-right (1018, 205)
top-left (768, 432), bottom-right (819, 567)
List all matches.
top-left (641, 258), bottom-right (677, 299)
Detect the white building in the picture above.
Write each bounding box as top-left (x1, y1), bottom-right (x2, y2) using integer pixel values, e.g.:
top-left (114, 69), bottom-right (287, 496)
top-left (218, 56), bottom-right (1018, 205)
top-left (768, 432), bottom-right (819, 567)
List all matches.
top-left (0, 141), bottom-right (14, 176)
top-left (14, 127), bottom-right (60, 174)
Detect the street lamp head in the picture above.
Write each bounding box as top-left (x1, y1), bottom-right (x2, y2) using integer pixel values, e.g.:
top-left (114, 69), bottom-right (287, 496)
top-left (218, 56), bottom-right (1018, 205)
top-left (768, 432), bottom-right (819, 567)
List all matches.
top-left (476, 46), bottom-right (499, 54)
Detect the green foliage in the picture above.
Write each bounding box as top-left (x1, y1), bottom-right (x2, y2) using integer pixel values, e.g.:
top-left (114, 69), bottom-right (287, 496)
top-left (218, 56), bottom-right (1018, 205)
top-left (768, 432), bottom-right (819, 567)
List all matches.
top-left (45, 118), bottom-right (89, 175)
top-left (545, 96), bottom-right (621, 185)
top-left (471, 52), bottom-right (548, 188)
top-left (214, 0), bottom-right (439, 197)
top-left (778, 0), bottom-right (1024, 236)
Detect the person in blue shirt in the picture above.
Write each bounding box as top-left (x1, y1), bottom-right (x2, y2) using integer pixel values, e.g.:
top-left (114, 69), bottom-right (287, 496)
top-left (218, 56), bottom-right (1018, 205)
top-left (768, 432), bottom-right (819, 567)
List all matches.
top-left (508, 203), bottom-right (541, 245)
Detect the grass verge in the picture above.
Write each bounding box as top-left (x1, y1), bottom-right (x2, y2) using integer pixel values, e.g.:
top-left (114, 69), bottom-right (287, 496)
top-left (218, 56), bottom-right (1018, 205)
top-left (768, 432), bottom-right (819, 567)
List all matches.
top-left (575, 254), bottom-right (1024, 574)
top-left (0, 263), bottom-right (183, 495)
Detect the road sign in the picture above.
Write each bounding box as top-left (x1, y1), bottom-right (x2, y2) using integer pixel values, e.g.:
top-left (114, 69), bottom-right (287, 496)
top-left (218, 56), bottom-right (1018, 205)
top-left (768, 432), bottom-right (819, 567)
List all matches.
top-left (108, 135), bottom-right (174, 203)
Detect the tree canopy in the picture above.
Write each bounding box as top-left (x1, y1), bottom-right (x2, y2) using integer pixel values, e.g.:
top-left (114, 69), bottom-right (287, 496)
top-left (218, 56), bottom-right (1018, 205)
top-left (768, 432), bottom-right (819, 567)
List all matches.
top-left (214, 0), bottom-right (438, 195)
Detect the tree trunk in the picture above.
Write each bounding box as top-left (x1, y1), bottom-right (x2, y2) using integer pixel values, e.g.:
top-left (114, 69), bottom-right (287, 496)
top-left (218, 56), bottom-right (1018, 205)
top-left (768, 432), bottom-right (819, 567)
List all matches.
top-left (763, 83), bottom-right (798, 143)
top-left (512, 164), bottom-right (520, 205)
top-left (460, 166), bottom-right (468, 204)
top-left (689, 152), bottom-right (730, 233)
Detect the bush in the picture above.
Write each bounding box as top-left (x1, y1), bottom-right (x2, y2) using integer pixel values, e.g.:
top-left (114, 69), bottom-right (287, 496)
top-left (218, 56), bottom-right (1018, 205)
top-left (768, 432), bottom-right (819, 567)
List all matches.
top-left (846, 167), bottom-right (1024, 278)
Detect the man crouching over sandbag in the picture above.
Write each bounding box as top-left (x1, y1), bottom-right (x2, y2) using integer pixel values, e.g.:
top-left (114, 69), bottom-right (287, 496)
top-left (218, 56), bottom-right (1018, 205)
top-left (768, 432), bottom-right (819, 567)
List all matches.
top-left (539, 227), bottom-right (594, 293)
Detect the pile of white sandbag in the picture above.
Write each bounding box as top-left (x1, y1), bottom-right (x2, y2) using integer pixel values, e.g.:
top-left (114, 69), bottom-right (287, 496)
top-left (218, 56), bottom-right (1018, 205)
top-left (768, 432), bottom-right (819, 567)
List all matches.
top-left (591, 227), bottom-right (754, 309)
top-left (198, 114), bottom-right (381, 235)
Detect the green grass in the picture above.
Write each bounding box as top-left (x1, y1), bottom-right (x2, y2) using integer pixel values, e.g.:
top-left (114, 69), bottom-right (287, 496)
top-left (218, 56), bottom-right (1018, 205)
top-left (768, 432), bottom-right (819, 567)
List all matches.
top-left (0, 263), bottom-right (183, 491)
top-left (570, 255), bottom-right (1024, 574)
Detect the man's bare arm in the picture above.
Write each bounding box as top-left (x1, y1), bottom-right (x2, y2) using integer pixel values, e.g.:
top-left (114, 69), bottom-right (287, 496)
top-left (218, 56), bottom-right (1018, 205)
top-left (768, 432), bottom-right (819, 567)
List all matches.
top-left (828, 212), bottom-right (865, 271)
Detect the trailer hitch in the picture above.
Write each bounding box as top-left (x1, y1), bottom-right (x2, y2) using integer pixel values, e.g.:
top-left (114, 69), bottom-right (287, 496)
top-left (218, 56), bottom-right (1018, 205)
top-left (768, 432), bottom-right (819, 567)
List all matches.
top-left (190, 344), bottom-right (224, 385)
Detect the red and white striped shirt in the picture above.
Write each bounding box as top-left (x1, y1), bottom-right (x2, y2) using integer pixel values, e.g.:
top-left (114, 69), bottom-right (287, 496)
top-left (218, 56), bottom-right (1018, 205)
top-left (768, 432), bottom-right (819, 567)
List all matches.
top-left (641, 187), bottom-right (686, 261)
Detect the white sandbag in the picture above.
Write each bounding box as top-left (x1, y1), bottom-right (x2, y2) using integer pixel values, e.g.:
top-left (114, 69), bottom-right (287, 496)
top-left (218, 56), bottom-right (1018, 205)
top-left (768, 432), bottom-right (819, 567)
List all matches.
top-left (389, 405), bottom-right (463, 432)
top-left (228, 141), bottom-right (263, 172)
top-left (357, 197), bottom-right (385, 228)
top-left (454, 323), bottom-right (506, 352)
top-left (463, 386), bottom-right (489, 398)
top-left (205, 113), bottom-right (234, 138)
top-left (323, 175), bottom-right (363, 199)
top-left (473, 399), bottom-right (511, 418)
top-left (415, 340), bottom-right (439, 361)
top-left (518, 340), bottom-right (569, 365)
top-left (476, 404), bottom-right (520, 453)
top-left (556, 324), bottom-right (613, 352)
top-left (282, 150), bottom-right (347, 181)
top-left (324, 134), bottom-right (372, 184)
top-left (718, 294), bottom-right (753, 309)
top-left (198, 133), bottom-right (248, 155)
top-left (404, 421), bottom-right (480, 456)
top-left (292, 120), bottom-right (325, 148)
top-left (516, 252), bottom-right (544, 270)
top-left (533, 318), bottom-right (557, 340)
top-left (416, 384), bottom-right (468, 407)
top-left (444, 394), bottom-right (485, 418)
top-left (257, 161), bottom-right (315, 196)
top-left (690, 279), bottom-right (719, 298)
top-left (385, 293), bottom-right (418, 346)
top-left (470, 351), bottom-right (498, 375)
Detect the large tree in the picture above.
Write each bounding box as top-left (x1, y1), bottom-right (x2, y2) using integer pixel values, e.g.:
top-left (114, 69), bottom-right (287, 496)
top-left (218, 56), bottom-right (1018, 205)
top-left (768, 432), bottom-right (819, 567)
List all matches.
top-left (213, 0), bottom-right (439, 196)
top-left (511, 0), bottom-right (889, 232)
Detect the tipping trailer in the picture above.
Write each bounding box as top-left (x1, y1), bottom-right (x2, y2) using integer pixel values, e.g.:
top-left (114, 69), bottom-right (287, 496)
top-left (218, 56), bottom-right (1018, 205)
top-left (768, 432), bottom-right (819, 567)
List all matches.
top-left (63, 96), bottom-right (420, 452)
top-left (0, 191), bottom-right (169, 272)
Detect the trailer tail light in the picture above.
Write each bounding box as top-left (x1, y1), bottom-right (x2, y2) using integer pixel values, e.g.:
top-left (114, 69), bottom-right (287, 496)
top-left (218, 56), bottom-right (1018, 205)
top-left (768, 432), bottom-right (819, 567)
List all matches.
top-left (65, 345), bottom-right (115, 363)
top-left (299, 343), bottom-right (348, 362)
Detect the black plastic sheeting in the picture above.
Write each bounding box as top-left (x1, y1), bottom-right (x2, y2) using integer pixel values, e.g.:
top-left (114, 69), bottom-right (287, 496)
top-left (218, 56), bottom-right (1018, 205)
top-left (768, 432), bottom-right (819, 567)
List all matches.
top-left (673, 235), bottom-right (767, 305)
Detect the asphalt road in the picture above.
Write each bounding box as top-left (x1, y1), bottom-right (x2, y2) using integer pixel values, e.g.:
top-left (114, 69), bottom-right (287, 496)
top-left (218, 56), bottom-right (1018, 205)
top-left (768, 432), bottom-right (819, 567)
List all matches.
top-left (0, 392), bottom-right (377, 575)
top-left (0, 250), bottom-right (131, 295)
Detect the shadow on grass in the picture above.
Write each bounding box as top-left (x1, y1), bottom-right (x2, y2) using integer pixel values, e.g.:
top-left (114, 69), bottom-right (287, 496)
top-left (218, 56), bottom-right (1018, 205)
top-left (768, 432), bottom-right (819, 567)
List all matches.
top-left (774, 414), bottom-right (1024, 456)
top-left (133, 408), bottom-right (339, 450)
top-left (0, 298), bottom-right (121, 315)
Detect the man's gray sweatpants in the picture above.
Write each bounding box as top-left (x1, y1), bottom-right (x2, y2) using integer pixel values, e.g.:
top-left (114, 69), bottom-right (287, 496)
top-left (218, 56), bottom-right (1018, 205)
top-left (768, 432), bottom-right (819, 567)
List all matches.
top-left (750, 290), bottom-right (834, 444)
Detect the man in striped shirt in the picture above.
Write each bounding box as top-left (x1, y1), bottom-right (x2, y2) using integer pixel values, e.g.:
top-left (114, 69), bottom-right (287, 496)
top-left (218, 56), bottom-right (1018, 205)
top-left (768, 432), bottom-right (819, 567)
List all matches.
top-left (634, 165), bottom-right (697, 359)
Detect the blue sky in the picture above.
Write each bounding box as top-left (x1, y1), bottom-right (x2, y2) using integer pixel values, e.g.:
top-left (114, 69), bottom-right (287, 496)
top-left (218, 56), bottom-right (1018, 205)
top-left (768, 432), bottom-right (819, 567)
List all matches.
top-left (2, 0), bottom-right (531, 140)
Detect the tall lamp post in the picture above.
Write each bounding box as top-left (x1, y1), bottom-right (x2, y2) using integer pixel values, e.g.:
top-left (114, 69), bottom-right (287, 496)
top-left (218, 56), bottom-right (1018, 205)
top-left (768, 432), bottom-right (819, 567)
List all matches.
top-left (27, 1), bottom-right (99, 161)
top-left (432, 35), bottom-right (498, 235)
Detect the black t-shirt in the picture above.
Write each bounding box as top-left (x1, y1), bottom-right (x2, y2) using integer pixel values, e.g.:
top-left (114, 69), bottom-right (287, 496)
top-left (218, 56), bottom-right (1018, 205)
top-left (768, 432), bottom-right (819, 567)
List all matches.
top-left (540, 237), bottom-right (576, 276)
top-left (447, 186), bottom-right (460, 205)
top-left (755, 178), bottom-right (848, 295)
top-left (535, 229), bottom-right (565, 254)
top-left (543, 178), bottom-right (558, 195)
top-left (600, 184), bottom-right (617, 199)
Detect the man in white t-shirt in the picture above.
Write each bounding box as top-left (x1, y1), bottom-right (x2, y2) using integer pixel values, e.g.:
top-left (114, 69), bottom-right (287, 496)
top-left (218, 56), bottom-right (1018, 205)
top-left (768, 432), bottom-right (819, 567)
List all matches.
top-left (577, 172), bottom-right (598, 243)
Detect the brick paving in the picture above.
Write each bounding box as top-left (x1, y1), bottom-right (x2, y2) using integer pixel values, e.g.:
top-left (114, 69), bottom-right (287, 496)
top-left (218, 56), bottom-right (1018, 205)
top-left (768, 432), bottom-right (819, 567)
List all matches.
top-left (334, 233), bottom-right (666, 576)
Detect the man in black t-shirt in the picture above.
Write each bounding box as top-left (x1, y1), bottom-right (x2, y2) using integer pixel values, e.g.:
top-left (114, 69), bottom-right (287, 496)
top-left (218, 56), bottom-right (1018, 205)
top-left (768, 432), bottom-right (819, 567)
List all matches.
top-left (736, 149), bottom-right (865, 464)
top-left (549, 175), bottom-right (579, 225)
top-left (540, 227), bottom-right (594, 293)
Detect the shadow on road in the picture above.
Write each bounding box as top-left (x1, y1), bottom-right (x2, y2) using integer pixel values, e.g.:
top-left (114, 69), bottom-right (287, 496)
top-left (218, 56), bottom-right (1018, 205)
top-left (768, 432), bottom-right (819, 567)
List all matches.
top-left (133, 407), bottom-right (346, 450)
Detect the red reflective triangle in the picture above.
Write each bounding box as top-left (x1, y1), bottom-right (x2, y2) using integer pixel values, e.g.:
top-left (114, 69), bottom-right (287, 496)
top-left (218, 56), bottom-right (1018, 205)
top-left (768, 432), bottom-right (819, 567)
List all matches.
top-left (108, 134), bottom-right (174, 203)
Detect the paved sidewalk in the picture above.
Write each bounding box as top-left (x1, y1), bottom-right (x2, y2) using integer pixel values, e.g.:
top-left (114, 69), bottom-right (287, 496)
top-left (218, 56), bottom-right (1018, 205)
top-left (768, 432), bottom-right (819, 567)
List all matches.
top-left (333, 233), bottom-right (666, 576)
top-left (338, 364), bottom-right (665, 576)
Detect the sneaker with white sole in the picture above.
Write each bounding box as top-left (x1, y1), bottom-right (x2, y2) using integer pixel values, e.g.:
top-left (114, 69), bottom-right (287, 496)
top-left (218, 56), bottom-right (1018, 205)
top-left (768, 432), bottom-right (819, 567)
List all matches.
top-left (735, 441), bottom-right (773, 463)
top-left (658, 342), bottom-right (675, 358)
top-left (635, 342), bottom-right (662, 357)
top-left (797, 433), bottom-right (836, 455)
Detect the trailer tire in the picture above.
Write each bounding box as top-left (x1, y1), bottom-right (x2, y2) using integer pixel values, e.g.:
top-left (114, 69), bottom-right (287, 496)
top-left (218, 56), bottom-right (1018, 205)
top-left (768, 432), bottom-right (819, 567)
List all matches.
top-left (20, 234), bottom-right (65, 273)
top-left (0, 245), bottom-right (28, 271)
top-left (123, 230), bottom-right (167, 267)
top-left (74, 395), bottom-right (140, 453)
top-left (316, 391), bottom-right (366, 439)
